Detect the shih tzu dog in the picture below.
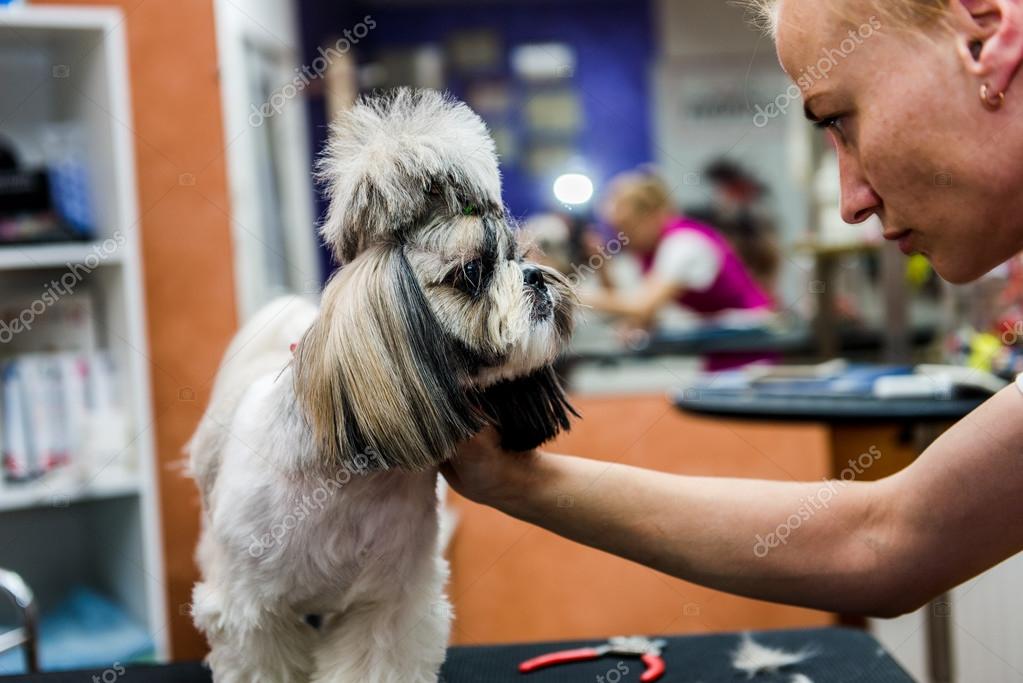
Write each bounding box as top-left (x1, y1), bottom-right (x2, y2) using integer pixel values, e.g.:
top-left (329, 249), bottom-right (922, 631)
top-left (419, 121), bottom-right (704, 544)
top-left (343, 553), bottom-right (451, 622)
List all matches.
top-left (188, 89), bottom-right (576, 683)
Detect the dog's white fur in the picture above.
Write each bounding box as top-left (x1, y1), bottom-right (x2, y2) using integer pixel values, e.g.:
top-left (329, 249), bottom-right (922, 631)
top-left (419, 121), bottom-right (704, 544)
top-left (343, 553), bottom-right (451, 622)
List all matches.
top-left (189, 90), bottom-right (574, 682)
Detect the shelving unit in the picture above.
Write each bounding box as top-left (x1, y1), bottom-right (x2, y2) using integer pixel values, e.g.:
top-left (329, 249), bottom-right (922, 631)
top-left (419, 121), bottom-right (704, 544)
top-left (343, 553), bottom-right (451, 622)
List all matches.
top-left (0, 242), bottom-right (125, 271)
top-left (0, 5), bottom-right (168, 665)
top-left (0, 468), bottom-right (140, 514)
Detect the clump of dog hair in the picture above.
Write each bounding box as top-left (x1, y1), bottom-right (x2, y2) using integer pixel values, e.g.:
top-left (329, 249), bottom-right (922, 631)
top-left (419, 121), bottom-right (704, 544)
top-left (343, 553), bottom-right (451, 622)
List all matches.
top-left (731, 633), bottom-right (816, 678)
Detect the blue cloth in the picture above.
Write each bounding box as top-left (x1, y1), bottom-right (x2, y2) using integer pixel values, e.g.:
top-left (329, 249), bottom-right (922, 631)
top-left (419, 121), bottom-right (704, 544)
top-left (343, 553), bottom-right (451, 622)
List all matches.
top-left (706, 364), bottom-right (916, 398)
top-left (46, 161), bottom-right (95, 238)
top-left (0, 587), bottom-right (153, 674)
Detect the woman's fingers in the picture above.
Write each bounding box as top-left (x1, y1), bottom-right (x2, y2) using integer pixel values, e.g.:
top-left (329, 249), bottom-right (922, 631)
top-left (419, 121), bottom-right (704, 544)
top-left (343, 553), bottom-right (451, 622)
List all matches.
top-left (444, 427), bottom-right (535, 505)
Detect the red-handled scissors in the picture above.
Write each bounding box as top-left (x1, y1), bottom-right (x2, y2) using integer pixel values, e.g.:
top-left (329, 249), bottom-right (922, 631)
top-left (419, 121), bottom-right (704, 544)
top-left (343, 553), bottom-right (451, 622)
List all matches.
top-left (519, 636), bottom-right (668, 682)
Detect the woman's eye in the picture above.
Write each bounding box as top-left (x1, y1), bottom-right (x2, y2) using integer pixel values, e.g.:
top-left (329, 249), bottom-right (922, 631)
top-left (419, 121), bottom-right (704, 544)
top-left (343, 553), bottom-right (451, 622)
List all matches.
top-left (814, 115), bottom-right (848, 141)
top-left (814, 116), bottom-right (840, 130)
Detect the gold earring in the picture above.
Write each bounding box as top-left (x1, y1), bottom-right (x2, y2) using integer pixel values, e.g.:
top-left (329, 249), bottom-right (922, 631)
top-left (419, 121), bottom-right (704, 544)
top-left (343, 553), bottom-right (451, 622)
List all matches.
top-left (980, 83), bottom-right (1006, 111)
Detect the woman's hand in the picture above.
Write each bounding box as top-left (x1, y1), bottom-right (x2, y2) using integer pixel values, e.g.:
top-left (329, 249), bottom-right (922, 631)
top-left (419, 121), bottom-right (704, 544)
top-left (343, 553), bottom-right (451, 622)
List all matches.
top-left (441, 427), bottom-right (540, 507)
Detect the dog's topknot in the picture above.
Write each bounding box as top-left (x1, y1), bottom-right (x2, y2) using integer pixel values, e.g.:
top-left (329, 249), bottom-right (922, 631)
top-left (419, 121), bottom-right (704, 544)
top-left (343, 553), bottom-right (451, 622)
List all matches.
top-left (317, 88), bottom-right (503, 263)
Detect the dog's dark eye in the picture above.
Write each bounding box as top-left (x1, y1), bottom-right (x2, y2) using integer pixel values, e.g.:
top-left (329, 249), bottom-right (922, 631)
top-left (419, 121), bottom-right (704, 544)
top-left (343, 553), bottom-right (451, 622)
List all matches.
top-left (451, 259), bottom-right (485, 296)
top-left (461, 204), bottom-right (478, 216)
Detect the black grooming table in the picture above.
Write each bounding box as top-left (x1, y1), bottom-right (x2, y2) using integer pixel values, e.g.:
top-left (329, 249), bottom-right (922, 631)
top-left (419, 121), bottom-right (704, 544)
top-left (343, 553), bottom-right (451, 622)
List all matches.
top-left (568, 323), bottom-right (939, 364)
top-left (674, 387), bottom-right (985, 423)
top-left (0, 628), bottom-right (914, 682)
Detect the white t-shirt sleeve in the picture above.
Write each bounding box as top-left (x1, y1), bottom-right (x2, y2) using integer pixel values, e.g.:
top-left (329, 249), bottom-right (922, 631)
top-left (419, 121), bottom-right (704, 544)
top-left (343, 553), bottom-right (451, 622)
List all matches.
top-left (651, 231), bottom-right (723, 292)
top-left (1016, 373), bottom-right (1023, 395)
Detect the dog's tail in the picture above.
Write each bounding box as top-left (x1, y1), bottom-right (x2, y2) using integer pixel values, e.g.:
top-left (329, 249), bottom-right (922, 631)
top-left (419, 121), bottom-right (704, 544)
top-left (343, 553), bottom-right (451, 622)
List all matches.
top-left (186, 295), bottom-right (319, 503)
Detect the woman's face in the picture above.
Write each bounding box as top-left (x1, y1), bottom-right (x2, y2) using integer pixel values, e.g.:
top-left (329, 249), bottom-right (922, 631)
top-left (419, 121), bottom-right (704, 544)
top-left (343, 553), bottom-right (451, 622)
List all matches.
top-left (775, 0), bottom-right (1023, 283)
top-left (601, 196), bottom-right (665, 252)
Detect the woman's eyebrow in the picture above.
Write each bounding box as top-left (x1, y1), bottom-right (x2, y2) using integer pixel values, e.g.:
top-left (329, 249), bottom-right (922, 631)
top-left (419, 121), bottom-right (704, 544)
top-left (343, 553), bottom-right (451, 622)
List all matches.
top-left (803, 104), bottom-right (819, 122)
top-left (803, 94), bottom-right (822, 122)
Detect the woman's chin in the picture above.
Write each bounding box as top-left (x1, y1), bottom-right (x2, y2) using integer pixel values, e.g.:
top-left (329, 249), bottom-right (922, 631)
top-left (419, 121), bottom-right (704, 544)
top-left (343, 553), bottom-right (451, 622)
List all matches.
top-left (930, 252), bottom-right (992, 285)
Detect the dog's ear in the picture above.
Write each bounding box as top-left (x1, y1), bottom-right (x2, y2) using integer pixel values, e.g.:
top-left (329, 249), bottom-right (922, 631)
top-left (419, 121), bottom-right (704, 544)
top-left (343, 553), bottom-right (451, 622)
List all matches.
top-left (475, 367), bottom-right (578, 451)
top-left (293, 246), bottom-right (484, 472)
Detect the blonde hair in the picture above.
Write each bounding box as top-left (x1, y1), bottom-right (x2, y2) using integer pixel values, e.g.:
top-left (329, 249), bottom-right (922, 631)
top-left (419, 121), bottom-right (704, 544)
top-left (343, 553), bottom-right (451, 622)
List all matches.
top-left (604, 170), bottom-right (673, 216)
top-left (742, 0), bottom-right (950, 35)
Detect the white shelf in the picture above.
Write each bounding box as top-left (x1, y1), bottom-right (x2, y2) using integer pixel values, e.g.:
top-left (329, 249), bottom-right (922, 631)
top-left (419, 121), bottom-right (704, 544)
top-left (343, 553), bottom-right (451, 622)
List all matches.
top-left (0, 468), bottom-right (140, 513)
top-left (0, 242), bottom-right (124, 271)
top-left (0, 5), bottom-right (122, 32)
top-left (0, 5), bottom-right (169, 659)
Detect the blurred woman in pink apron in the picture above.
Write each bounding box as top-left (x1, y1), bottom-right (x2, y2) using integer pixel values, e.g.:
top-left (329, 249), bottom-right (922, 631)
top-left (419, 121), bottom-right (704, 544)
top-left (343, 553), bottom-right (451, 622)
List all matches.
top-left (584, 170), bottom-right (775, 369)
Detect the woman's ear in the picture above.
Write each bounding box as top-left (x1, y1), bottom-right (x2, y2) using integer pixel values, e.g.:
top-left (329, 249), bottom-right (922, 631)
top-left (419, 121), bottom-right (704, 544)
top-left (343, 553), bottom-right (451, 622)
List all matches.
top-left (293, 246), bottom-right (484, 472)
top-left (951, 0), bottom-right (1023, 97)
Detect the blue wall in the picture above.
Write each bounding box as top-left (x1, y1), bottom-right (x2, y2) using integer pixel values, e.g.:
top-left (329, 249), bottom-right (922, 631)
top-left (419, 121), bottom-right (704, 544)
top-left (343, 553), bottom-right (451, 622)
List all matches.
top-left (300, 0), bottom-right (654, 273)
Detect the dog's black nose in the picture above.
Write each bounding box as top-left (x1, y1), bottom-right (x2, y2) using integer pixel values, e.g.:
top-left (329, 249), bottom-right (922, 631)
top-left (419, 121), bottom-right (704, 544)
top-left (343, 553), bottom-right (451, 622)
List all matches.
top-left (523, 266), bottom-right (546, 289)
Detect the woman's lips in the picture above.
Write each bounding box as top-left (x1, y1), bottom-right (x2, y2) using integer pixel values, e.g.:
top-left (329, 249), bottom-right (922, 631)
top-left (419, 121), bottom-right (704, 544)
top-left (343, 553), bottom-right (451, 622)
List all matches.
top-left (884, 229), bottom-right (914, 255)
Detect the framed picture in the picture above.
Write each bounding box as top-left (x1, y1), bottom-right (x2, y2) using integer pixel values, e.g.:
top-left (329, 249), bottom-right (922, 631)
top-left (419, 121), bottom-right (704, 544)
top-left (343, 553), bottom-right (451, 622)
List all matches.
top-left (523, 88), bottom-right (582, 135)
top-left (446, 30), bottom-right (501, 74)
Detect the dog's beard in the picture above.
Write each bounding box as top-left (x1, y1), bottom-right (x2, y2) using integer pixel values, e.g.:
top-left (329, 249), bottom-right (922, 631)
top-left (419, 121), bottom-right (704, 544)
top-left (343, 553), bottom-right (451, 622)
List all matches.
top-left (474, 366), bottom-right (578, 452)
top-left (412, 221), bottom-right (577, 454)
top-left (464, 270), bottom-right (578, 451)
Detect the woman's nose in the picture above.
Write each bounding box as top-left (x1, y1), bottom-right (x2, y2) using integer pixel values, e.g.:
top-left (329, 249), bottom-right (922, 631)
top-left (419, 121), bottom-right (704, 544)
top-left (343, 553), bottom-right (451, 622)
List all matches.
top-left (838, 151), bottom-right (882, 224)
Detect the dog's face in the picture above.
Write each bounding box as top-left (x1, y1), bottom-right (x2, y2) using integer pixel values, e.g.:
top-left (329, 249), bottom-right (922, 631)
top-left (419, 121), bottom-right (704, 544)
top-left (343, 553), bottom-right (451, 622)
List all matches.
top-left (294, 89), bottom-right (576, 472)
top-left (405, 205), bottom-right (573, 385)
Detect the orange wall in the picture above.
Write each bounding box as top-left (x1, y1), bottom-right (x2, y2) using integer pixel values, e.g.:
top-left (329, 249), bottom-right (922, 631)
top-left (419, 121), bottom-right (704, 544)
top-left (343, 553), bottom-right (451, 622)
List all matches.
top-left (36, 0), bottom-right (236, 660)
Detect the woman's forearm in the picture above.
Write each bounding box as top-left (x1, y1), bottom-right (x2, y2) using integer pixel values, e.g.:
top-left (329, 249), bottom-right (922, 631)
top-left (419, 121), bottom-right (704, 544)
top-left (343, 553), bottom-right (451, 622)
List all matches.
top-left (495, 451), bottom-right (899, 615)
top-left (581, 278), bottom-right (680, 324)
top-left (582, 290), bottom-right (646, 319)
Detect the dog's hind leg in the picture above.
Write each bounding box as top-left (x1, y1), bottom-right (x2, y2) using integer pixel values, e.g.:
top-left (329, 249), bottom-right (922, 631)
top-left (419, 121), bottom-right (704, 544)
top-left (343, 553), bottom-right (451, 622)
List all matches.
top-left (193, 580), bottom-right (316, 683)
top-left (310, 558), bottom-right (452, 683)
